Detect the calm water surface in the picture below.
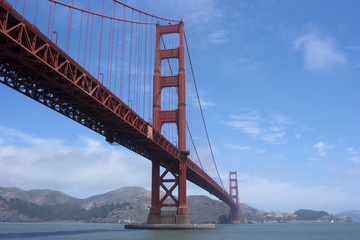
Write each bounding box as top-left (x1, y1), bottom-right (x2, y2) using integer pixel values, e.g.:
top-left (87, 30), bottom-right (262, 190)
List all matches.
top-left (0, 222), bottom-right (359, 240)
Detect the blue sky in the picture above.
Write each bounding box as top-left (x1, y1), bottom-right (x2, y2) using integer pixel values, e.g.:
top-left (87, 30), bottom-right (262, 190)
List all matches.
top-left (0, 0), bottom-right (359, 213)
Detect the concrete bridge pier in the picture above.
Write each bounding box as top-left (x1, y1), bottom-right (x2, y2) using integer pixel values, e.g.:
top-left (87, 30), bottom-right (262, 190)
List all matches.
top-left (147, 214), bottom-right (190, 225)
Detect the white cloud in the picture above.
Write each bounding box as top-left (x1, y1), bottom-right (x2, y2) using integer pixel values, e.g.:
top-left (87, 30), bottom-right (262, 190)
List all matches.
top-left (347, 147), bottom-right (358, 155)
top-left (199, 90), bottom-right (216, 109)
top-left (150, 0), bottom-right (229, 46)
top-left (187, 88), bottom-right (216, 110)
top-left (238, 175), bottom-right (359, 212)
top-left (295, 31), bottom-right (346, 71)
top-left (0, 126), bottom-right (44, 145)
top-left (261, 132), bottom-right (286, 144)
top-left (346, 147), bottom-right (360, 163)
top-left (224, 111), bottom-right (292, 144)
top-left (346, 45), bottom-right (360, 50)
top-left (208, 29), bottom-right (229, 44)
top-left (226, 118), bottom-right (261, 136)
top-left (224, 143), bottom-right (266, 154)
top-left (313, 141), bottom-right (329, 157)
top-left (156, 0), bottom-right (222, 26)
top-left (227, 111), bottom-right (262, 136)
top-left (0, 126), bottom-right (152, 198)
top-left (0, 126), bottom-right (223, 199)
top-left (226, 143), bottom-right (251, 151)
top-left (230, 111), bottom-right (261, 121)
top-left (181, 0), bottom-right (222, 25)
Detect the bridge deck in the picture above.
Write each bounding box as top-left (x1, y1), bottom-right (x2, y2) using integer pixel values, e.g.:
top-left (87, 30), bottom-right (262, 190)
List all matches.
top-left (0, 1), bottom-right (236, 211)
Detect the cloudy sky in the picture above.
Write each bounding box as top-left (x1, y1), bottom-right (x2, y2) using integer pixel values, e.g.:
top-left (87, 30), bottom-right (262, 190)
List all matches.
top-left (1, 0), bottom-right (359, 213)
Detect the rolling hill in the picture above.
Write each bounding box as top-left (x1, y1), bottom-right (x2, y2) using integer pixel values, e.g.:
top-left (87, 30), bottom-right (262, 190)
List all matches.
top-left (0, 186), bottom-right (353, 223)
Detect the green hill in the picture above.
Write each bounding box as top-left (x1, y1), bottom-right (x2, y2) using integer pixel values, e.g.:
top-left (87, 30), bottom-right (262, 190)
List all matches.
top-left (335, 210), bottom-right (360, 222)
top-left (0, 186), bottom-right (353, 223)
top-left (294, 209), bottom-right (328, 221)
top-left (0, 186), bottom-right (228, 223)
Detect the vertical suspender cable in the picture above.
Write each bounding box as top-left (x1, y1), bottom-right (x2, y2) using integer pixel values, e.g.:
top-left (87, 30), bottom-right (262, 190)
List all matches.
top-left (137, 14), bottom-right (142, 113)
top-left (143, 15), bottom-right (148, 118)
top-left (115, 18), bottom-right (120, 97)
top-left (184, 32), bottom-right (225, 190)
top-left (128, 10), bottom-right (134, 105)
top-left (149, 18), bottom-right (154, 123)
top-left (98, 0), bottom-right (105, 82)
top-left (65, 3), bottom-right (70, 49)
top-left (107, 14), bottom-right (113, 88)
top-left (133, 15), bottom-right (139, 112)
top-left (83, 0), bottom-right (90, 67)
top-left (77, 11), bottom-right (83, 63)
top-left (22, 0), bottom-right (26, 16)
top-left (120, 6), bottom-right (126, 99)
top-left (51, 4), bottom-right (56, 41)
top-left (34, 0), bottom-right (39, 25)
top-left (47, 2), bottom-right (53, 38)
top-left (66, 0), bottom-right (74, 54)
top-left (88, 14), bottom-right (94, 73)
top-left (109, 3), bottom-right (116, 93)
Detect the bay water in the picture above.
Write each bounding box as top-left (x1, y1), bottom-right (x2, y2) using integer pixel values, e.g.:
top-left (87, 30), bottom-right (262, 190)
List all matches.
top-left (0, 222), bottom-right (359, 240)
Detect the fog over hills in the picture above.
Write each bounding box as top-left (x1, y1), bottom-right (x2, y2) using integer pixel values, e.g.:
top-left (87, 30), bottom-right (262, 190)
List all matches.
top-left (335, 210), bottom-right (360, 222)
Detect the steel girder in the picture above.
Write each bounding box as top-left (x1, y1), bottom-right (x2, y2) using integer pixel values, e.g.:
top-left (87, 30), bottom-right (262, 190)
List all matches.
top-left (0, 0), bottom-right (237, 213)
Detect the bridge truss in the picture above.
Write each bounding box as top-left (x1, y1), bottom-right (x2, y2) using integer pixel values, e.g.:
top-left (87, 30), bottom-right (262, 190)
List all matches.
top-left (0, 0), bottom-right (240, 223)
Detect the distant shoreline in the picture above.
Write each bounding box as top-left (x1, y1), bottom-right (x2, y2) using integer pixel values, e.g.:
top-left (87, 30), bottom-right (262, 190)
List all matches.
top-left (0, 186), bottom-right (357, 223)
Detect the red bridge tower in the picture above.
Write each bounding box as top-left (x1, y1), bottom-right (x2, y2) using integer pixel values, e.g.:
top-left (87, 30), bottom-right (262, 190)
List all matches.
top-left (229, 171), bottom-right (240, 223)
top-left (148, 21), bottom-right (190, 224)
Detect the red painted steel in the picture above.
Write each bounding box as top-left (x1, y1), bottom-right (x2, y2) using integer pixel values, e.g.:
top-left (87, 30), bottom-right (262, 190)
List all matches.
top-left (113, 0), bottom-right (180, 23)
top-left (0, 0), bottom-right (238, 222)
top-left (48, 0), bottom-right (155, 25)
top-left (151, 22), bottom-right (189, 218)
top-left (229, 171), bottom-right (240, 223)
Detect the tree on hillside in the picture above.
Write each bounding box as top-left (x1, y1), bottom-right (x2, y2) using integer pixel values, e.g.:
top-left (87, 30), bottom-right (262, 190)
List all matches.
top-left (294, 209), bottom-right (328, 221)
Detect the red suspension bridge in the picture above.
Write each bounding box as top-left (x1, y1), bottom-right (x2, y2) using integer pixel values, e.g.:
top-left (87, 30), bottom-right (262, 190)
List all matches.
top-left (0, 0), bottom-right (240, 224)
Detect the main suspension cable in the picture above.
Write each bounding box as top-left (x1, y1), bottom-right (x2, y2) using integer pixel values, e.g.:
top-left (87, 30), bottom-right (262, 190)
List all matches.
top-left (184, 31), bottom-right (225, 190)
top-left (113, 0), bottom-right (180, 23)
top-left (48, 0), bottom-right (156, 25)
top-left (159, 35), bottom-right (204, 170)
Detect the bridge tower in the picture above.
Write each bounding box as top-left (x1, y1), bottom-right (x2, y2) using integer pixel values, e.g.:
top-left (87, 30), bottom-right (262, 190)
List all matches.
top-left (229, 171), bottom-right (240, 223)
top-left (148, 21), bottom-right (190, 224)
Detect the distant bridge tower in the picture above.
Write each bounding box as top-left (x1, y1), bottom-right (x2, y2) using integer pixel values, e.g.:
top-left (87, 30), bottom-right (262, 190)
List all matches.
top-left (229, 171), bottom-right (240, 223)
top-left (148, 21), bottom-right (190, 224)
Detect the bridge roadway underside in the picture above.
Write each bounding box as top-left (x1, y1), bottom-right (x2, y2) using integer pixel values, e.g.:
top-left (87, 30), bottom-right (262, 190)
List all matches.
top-left (0, 0), bottom-right (238, 219)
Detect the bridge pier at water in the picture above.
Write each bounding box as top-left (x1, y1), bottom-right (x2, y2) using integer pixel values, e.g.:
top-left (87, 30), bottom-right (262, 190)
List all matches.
top-left (148, 214), bottom-right (190, 225)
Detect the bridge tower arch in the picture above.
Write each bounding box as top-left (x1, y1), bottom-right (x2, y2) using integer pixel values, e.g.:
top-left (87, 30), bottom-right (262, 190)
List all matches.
top-left (148, 21), bottom-right (190, 224)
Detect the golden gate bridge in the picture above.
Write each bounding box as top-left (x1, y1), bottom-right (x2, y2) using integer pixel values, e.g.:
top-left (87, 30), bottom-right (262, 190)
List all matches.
top-left (0, 0), bottom-right (240, 224)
